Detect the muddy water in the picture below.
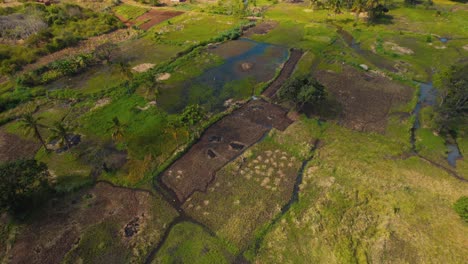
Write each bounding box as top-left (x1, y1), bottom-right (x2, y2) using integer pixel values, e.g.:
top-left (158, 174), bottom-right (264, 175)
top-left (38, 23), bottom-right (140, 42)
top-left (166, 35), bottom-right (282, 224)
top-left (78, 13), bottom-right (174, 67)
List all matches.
top-left (160, 38), bottom-right (289, 113)
top-left (447, 143), bottom-right (462, 167)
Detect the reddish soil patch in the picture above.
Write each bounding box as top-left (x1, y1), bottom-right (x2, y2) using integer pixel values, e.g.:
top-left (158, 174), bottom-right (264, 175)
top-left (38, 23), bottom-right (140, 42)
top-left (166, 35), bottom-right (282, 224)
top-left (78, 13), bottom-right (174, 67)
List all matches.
top-left (243, 21), bottom-right (278, 37)
top-left (314, 66), bottom-right (413, 133)
top-left (135, 10), bottom-right (184, 31)
top-left (262, 49), bottom-right (303, 98)
top-left (161, 100), bottom-right (292, 202)
top-left (0, 130), bottom-right (40, 163)
top-left (6, 182), bottom-right (174, 264)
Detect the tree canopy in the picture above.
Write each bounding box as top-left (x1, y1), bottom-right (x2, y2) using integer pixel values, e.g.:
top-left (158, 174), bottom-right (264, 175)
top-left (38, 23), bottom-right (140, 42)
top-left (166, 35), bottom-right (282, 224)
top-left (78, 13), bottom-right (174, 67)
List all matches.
top-left (0, 159), bottom-right (50, 214)
top-left (278, 75), bottom-right (327, 110)
top-left (433, 63), bottom-right (468, 135)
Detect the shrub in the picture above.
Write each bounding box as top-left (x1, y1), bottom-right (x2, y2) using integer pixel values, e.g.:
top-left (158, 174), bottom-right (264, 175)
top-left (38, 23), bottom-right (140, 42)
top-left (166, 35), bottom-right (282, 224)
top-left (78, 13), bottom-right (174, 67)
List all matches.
top-left (454, 197), bottom-right (468, 223)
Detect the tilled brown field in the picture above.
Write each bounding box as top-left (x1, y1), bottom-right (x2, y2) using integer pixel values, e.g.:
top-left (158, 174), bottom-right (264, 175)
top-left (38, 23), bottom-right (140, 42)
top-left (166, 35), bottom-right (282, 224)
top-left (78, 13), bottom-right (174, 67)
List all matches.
top-left (161, 100), bottom-right (292, 203)
top-left (5, 182), bottom-right (177, 264)
top-left (314, 66), bottom-right (413, 133)
top-left (0, 130), bottom-right (40, 163)
top-left (135, 10), bottom-right (184, 31)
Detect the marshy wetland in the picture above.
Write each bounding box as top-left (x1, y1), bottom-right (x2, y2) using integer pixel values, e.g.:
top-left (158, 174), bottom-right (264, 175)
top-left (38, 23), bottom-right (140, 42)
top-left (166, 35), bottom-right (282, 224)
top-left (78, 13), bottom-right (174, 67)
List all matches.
top-left (0, 0), bottom-right (467, 263)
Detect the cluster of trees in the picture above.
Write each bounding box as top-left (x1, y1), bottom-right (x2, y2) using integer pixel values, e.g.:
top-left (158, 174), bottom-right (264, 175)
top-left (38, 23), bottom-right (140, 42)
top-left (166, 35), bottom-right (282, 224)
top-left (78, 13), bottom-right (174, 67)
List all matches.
top-left (18, 42), bottom-right (120, 86)
top-left (108, 104), bottom-right (207, 148)
top-left (0, 159), bottom-right (50, 215)
top-left (0, 3), bottom-right (121, 76)
top-left (20, 113), bottom-right (75, 152)
top-left (433, 63), bottom-right (468, 136)
top-left (278, 75), bottom-right (327, 110)
top-left (308, 0), bottom-right (389, 22)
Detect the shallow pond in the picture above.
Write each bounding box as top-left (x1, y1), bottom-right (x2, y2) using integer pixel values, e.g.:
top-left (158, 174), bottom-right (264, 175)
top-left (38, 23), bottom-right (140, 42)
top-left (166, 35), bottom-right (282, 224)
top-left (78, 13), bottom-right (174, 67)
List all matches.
top-left (158, 38), bottom-right (289, 113)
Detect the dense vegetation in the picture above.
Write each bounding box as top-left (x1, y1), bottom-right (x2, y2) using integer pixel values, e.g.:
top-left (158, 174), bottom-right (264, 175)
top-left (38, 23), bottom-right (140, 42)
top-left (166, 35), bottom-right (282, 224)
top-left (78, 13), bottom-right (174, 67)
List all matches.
top-left (433, 62), bottom-right (468, 136)
top-left (0, 159), bottom-right (49, 214)
top-left (0, 3), bottom-right (121, 75)
top-left (278, 75), bottom-right (327, 110)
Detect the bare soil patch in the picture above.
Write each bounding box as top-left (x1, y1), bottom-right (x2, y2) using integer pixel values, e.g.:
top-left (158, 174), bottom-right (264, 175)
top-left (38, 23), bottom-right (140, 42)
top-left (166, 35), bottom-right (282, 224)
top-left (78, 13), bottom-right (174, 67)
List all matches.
top-left (135, 10), bottom-right (184, 31)
top-left (132, 63), bottom-right (155, 73)
top-left (314, 66), bottom-right (413, 133)
top-left (6, 182), bottom-right (176, 264)
top-left (161, 100), bottom-right (292, 202)
top-left (0, 130), bottom-right (40, 163)
top-left (243, 21), bottom-right (278, 37)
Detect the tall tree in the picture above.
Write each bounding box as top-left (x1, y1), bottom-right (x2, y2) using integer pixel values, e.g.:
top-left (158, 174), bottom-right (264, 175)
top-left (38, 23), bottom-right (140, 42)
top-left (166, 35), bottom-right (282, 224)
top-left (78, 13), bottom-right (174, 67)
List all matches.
top-left (108, 117), bottom-right (127, 142)
top-left (179, 104), bottom-right (207, 136)
top-left (20, 113), bottom-right (49, 152)
top-left (118, 61), bottom-right (133, 80)
top-left (0, 159), bottom-right (49, 214)
top-left (49, 121), bottom-right (73, 150)
top-left (278, 75), bottom-right (327, 110)
top-left (352, 0), bottom-right (366, 22)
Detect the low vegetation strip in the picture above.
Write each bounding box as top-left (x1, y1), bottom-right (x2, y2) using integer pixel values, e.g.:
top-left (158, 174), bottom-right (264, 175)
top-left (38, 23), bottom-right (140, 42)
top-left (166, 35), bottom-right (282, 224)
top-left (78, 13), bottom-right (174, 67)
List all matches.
top-left (161, 100), bottom-right (292, 202)
top-left (262, 49), bottom-right (303, 98)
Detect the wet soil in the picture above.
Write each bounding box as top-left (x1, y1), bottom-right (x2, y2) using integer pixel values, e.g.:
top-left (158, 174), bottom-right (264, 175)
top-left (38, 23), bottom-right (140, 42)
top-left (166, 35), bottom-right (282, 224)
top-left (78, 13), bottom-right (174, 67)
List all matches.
top-left (161, 99), bottom-right (292, 203)
top-left (6, 182), bottom-right (174, 264)
top-left (314, 66), bottom-right (413, 133)
top-left (0, 130), bottom-right (41, 163)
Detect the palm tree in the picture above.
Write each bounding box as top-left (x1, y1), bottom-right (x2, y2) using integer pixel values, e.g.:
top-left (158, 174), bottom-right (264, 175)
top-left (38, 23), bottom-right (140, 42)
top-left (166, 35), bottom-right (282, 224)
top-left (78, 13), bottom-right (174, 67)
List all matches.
top-left (49, 121), bottom-right (73, 150)
top-left (20, 113), bottom-right (49, 152)
top-left (165, 119), bottom-right (181, 146)
top-left (117, 61), bottom-right (133, 80)
top-left (108, 117), bottom-right (127, 142)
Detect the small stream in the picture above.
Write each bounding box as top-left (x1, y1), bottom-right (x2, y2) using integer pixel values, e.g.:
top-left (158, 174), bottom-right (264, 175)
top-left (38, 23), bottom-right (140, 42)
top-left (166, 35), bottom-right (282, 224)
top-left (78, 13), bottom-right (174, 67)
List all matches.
top-left (410, 82), bottom-right (462, 167)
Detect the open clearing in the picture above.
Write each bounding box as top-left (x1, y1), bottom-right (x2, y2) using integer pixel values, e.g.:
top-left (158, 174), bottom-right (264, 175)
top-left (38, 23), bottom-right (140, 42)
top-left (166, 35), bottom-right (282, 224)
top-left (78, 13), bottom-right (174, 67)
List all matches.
top-left (314, 66), bottom-right (414, 133)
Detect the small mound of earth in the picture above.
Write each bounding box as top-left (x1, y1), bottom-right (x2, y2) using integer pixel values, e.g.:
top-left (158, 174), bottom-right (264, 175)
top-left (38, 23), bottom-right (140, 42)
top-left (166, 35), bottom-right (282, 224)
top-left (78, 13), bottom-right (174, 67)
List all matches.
top-left (240, 62), bottom-right (254, 71)
top-left (463, 44), bottom-right (468, 51)
top-left (91, 98), bottom-right (111, 110)
top-left (132, 63), bottom-right (155, 73)
top-left (243, 21), bottom-right (278, 37)
top-left (384, 42), bottom-right (414, 55)
top-left (156, 73), bottom-right (171, 81)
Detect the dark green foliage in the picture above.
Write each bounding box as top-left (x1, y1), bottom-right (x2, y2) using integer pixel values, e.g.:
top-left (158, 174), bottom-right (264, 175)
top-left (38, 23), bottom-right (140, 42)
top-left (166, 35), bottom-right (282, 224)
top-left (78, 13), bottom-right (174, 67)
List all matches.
top-left (433, 63), bottom-right (468, 135)
top-left (278, 75), bottom-right (327, 110)
top-left (0, 159), bottom-right (50, 214)
top-left (453, 196), bottom-right (468, 222)
top-left (49, 121), bottom-right (74, 150)
top-left (179, 104), bottom-right (207, 128)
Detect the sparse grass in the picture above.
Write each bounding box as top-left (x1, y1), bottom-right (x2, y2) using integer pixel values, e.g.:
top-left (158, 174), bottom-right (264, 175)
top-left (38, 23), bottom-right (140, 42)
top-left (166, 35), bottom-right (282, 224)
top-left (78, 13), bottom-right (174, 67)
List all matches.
top-left (113, 4), bottom-right (149, 21)
top-left (254, 123), bottom-right (468, 263)
top-left (153, 222), bottom-right (237, 264)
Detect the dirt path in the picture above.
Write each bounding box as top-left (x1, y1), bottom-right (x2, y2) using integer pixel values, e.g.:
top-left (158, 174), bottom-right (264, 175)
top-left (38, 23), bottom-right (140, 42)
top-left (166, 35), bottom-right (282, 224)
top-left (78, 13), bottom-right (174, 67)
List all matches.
top-left (262, 49), bottom-right (303, 98)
